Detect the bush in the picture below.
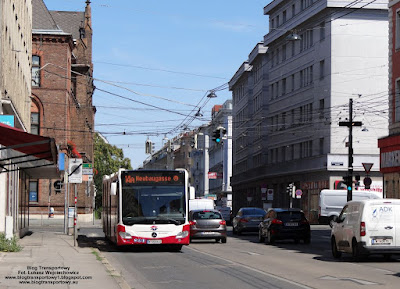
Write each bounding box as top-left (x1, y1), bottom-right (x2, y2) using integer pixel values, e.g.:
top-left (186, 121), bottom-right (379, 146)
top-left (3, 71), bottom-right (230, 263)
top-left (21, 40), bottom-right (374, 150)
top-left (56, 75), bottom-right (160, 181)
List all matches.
top-left (94, 207), bottom-right (102, 219)
top-left (0, 233), bottom-right (22, 252)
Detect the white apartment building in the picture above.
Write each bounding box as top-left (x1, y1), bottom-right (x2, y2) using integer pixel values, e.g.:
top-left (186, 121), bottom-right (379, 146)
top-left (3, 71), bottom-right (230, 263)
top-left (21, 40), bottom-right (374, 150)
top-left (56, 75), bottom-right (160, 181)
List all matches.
top-left (230, 0), bottom-right (388, 222)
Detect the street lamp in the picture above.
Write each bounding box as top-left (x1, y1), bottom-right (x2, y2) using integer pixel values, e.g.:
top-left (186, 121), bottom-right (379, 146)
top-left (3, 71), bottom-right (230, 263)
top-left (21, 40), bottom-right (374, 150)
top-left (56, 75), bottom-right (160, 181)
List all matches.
top-left (207, 91), bottom-right (217, 98)
top-left (286, 30), bottom-right (302, 41)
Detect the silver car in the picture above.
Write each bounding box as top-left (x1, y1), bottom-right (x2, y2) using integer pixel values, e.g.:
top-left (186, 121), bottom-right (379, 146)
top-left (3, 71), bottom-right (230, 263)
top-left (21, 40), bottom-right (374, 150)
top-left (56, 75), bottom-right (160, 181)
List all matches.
top-left (189, 209), bottom-right (227, 243)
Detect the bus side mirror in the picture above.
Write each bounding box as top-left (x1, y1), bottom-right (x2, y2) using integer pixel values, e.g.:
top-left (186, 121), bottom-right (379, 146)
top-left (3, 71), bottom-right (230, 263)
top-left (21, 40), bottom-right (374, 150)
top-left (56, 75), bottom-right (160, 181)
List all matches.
top-left (111, 183), bottom-right (117, 196)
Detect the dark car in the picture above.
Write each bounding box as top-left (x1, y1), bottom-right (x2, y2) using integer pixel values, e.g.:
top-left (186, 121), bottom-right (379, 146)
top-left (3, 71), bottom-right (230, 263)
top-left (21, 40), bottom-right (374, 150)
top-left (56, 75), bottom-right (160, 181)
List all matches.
top-left (258, 208), bottom-right (311, 244)
top-left (189, 210), bottom-right (227, 243)
top-left (232, 207), bottom-right (267, 235)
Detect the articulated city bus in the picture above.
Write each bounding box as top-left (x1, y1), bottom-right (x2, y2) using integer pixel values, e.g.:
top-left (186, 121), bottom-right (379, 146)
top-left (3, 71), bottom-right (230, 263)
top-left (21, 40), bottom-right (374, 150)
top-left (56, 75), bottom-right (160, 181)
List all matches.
top-left (102, 169), bottom-right (191, 250)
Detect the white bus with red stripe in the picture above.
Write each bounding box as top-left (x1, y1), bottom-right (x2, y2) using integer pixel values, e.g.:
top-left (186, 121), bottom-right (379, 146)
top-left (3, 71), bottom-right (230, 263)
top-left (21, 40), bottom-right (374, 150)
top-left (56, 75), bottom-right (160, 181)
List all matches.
top-left (102, 169), bottom-right (191, 250)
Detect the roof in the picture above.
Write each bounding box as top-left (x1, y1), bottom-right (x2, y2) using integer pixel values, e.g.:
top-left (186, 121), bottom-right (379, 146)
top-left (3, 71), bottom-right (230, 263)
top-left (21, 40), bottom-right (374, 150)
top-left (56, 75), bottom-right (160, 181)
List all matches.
top-left (49, 11), bottom-right (85, 40)
top-left (32, 0), bottom-right (59, 30)
top-left (32, 0), bottom-right (84, 39)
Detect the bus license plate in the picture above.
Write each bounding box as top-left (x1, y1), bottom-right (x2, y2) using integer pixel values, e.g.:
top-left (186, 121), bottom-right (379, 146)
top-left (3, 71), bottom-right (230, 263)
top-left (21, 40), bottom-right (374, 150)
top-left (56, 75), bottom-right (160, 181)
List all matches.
top-left (147, 239), bottom-right (162, 244)
top-left (372, 238), bottom-right (391, 245)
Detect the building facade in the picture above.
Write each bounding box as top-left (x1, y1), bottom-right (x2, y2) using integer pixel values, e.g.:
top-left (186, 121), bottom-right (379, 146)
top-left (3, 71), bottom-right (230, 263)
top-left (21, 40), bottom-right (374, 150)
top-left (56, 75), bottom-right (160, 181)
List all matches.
top-left (231, 0), bottom-right (389, 222)
top-left (378, 0), bottom-right (400, 199)
top-left (0, 1), bottom-right (61, 238)
top-left (30, 0), bottom-right (95, 220)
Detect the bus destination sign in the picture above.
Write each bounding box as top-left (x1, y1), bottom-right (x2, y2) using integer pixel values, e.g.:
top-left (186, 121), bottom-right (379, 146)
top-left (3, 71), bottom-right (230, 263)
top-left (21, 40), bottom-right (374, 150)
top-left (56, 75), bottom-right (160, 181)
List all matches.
top-left (122, 171), bottom-right (185, 186)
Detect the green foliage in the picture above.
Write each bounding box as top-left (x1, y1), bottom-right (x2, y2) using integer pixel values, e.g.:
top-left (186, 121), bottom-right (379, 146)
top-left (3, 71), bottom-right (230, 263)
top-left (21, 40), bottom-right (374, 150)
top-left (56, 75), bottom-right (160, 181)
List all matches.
top-left (0, 233), bottom-right (22, 252)
top-left (94, 133), bottom-right (132, 209)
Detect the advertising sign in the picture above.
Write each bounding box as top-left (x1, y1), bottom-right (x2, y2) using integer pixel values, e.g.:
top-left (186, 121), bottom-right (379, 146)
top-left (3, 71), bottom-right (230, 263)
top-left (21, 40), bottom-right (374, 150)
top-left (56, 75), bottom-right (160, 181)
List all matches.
top-left (0, 115), bottom-right (14, 127)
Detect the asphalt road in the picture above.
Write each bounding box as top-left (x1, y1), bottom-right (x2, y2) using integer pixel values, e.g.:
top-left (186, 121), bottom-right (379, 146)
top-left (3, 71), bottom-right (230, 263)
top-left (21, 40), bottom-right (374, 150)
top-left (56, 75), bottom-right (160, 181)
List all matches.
top-left (77, 225), bottom-right (400, 289)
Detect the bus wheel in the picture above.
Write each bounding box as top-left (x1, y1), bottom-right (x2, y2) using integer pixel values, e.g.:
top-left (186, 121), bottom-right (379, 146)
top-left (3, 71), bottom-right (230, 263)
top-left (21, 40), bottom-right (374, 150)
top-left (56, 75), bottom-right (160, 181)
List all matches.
top-left (170, 245), bottom-right (183, 252)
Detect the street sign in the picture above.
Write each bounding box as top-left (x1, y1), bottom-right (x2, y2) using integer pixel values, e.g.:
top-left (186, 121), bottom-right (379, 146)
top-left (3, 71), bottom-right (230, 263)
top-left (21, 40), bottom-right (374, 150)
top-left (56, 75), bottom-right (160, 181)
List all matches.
top-left (295, 189), bottom-right (302, 199)
top-left (82, 163), bottom-right (93, 175)
top-left (363, 177), bottom-right (372, 189)
top-left (362, 163), bottom-right (374, 174)
top-left (69, 158), bottom-right (82, 183)
top-left (267, 189), bottom-right (274, 201)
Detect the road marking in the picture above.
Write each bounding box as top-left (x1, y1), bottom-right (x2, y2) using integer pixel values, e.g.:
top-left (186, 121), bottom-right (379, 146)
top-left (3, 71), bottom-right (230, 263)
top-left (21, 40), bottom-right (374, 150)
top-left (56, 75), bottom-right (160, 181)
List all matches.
top-left (320, 275), bottom-right (380, 285)
top-left (244, 251), bottom-right (261, 256)
top-left (186, 246), bottom-right (313, 289)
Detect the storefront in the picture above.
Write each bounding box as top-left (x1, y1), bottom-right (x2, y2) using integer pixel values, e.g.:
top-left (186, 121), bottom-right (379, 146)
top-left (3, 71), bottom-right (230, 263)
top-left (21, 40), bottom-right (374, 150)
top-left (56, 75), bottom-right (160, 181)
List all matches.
top-left (378, 135), bottom-right (400, 199)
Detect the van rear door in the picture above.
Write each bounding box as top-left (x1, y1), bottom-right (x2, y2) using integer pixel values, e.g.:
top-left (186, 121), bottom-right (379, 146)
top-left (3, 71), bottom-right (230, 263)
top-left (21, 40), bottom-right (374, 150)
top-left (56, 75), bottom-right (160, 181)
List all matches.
top-left (365, 201), bottom-right (397, 247)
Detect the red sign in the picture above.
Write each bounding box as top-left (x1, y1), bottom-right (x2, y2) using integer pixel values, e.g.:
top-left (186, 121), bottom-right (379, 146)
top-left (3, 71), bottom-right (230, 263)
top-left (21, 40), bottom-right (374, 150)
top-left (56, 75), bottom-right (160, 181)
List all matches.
top-left (208, 172), bottom-right (217, 179)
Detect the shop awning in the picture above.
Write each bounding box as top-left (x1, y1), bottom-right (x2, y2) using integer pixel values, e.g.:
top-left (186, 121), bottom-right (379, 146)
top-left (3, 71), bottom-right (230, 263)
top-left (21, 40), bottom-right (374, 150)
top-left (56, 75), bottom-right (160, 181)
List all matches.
top-left (0, 123), bottom-right (60, 179)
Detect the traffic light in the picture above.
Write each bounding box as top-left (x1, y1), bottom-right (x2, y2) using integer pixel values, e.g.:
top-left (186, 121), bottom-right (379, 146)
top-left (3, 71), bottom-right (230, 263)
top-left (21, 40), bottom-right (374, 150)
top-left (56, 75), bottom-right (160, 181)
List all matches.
top-left (212, 129), bottom-right (221, 144)
top-left (343, 175), bottom-right (353, 191)
top-left (287, 183), bottom-right (294, 197)
top-left (145, 139), bottom-right (152, 154)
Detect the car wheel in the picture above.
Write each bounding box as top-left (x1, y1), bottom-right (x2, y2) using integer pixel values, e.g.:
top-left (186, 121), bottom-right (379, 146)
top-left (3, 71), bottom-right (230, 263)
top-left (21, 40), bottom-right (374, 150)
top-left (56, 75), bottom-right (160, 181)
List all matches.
top-left (352, 239), bottom-right (361, 261)
top-left (237, 228), bottom-right (242, 236)
top-left (258, 229), bottom-right (265, 243)
top-left (215, 238), bottom-right (220, 243)
top-left (221, 237), bottom-right (227, 244)
top-left (331, 237), bottom-right (342, 259)
top-left (232, 225), bottom-right (237, 235)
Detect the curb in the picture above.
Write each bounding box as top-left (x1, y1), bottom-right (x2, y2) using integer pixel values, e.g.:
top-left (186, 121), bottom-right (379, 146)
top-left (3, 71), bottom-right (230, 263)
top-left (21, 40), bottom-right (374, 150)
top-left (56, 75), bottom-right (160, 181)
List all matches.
top-left (92, 248), bottom-right (131, 289)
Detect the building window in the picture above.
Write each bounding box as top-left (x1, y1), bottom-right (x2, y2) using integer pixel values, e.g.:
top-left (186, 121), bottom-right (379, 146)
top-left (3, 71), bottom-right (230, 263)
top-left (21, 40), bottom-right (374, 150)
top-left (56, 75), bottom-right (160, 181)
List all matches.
top-left (291, 41), bottom-right (295, 57)
top-left (282, 78), bottom-right (286, 95)
top-left (319, 138), bottom-right (324, 155)
top-left (320, 22), bottom-right (326, 41)
top-left (31, 112), bottom-right (39, 135)
top-left (319, 99), bottom-right (325, 119)
top-left (396, 11), bottom-right (400, 50)
top-left (396, 79), bottom-right (400, 122)
top-left (32, 55), bottom-right (40, 87)
top-left (282, 44), bottom-right (287, 61)
top-left (319, 60), bottom-right (325, 80)
top-left (291, 74), bottom-right (295, 91)
top-left (283, 10), bottom-right (287, 23)
top-left (29, 181), bottom-right (38, 202)
top-left (292, 4), bottom-right (296, 17)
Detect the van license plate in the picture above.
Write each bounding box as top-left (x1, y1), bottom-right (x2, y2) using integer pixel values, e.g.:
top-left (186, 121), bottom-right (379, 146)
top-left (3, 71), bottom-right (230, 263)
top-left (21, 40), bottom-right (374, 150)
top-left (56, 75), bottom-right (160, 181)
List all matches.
top-left (147, 239), bottom-right (162, 244)
top-left (371, 238), bottom-right (391, 245)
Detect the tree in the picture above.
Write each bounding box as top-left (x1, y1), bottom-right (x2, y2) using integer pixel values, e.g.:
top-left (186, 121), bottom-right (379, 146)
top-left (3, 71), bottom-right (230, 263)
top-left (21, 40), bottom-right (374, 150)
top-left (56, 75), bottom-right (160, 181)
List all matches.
top-left (93, 133), bottom-right (132, 210)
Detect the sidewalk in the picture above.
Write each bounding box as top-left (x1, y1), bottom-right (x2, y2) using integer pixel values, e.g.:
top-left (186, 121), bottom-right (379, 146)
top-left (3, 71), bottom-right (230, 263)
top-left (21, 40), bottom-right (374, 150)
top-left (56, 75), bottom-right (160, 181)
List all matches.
top-left (0, 221), bottom-right (128, 289)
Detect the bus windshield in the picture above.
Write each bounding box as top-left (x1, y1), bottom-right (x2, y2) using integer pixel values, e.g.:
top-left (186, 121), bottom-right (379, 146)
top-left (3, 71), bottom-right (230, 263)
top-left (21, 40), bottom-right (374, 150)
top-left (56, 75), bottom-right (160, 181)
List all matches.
top-left (122, 185), bottom-right (186, 225)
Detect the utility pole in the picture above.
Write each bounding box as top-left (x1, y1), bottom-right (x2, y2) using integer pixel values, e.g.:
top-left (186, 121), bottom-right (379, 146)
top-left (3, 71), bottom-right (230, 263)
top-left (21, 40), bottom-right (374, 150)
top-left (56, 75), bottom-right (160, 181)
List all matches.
top-left (339, 98), bottom-right (362, 202)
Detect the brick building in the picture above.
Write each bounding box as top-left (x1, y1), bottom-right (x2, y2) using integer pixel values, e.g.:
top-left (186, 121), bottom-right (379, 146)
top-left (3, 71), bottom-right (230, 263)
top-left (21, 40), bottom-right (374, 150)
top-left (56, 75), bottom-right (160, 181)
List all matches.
top-left (378, 0), bottom-right (400, 199)
top-left (30, 0), bottom-right (95, 219)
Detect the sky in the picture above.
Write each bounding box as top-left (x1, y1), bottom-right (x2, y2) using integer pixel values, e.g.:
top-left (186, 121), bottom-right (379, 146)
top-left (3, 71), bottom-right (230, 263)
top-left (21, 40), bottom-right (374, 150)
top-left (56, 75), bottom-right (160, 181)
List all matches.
top-left (44, 0), bottom-right (272, 169)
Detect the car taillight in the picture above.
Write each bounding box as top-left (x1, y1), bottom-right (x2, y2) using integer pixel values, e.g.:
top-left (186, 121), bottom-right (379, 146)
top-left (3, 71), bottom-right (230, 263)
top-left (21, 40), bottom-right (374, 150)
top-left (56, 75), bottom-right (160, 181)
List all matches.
top-left (240, 219), bottom-right (248, 223)
top-left (219, 220), bottom-right (226, 225)
top-left (271, 219), bottom-right (283, 225)
top-left (300, 219), bottom-right (308, 224)
top-left (360, 222), bottom-right (366, 236)
top-left (190, 220), bottom-right (196, 226)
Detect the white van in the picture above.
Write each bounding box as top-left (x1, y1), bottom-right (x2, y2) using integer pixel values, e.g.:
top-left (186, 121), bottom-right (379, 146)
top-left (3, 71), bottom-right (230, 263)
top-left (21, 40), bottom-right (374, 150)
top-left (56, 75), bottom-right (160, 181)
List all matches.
top-left (189, 199), bottom-right (215, 211)
top-left (318, 190), bottom-right (381, 225)
top-left (331, 199), bottom-right (400, 260)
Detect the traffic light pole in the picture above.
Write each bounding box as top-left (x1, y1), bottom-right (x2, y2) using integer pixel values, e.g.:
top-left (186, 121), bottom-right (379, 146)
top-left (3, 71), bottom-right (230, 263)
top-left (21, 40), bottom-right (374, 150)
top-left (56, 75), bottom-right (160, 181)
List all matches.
top-left (348, 99), bottom-right (354, 202)
top-left (339, 98), bottom-right (362, 202)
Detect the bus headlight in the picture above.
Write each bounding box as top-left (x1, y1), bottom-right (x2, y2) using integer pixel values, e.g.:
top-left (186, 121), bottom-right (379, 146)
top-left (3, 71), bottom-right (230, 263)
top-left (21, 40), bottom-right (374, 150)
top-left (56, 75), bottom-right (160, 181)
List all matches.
top-left (176, 230), bottom-right (189, 239)
top-left (119, 231), bottom-right (132, 239)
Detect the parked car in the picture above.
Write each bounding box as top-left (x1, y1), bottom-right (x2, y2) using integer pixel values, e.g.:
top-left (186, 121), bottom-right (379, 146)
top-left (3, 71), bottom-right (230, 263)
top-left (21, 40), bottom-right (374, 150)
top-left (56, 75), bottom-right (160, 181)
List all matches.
top-left (232, 207), bottom-right (267, 235)
top-left (258, 208), bottom-right (311, 244)
top-left (189, 209), bottom-right (227, 243)
top-left (331, 198), bottom-right (400, 260)
top-left (318, 189), bottom-right (381, 226)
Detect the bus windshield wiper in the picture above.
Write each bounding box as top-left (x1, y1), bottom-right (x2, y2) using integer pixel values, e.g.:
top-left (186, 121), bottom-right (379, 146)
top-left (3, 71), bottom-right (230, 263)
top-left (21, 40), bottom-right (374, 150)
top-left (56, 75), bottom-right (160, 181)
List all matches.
top-left (154, 216), bottom-right (181, 225)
